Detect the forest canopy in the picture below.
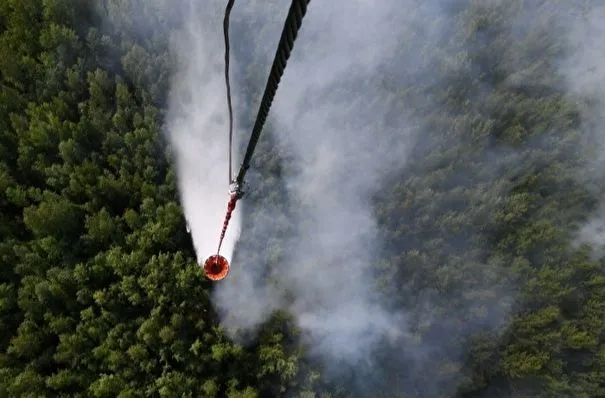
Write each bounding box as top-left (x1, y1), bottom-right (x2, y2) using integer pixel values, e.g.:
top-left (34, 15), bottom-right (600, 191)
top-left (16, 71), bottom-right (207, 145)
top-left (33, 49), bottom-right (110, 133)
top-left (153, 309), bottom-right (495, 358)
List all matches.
top-left (1, 0), bottom-right (604, 397)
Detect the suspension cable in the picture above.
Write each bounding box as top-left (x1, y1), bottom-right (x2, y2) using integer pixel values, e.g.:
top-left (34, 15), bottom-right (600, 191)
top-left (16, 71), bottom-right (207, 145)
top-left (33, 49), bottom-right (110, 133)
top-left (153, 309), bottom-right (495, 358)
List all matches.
top-left (223, 0), bottom-right (235, 183)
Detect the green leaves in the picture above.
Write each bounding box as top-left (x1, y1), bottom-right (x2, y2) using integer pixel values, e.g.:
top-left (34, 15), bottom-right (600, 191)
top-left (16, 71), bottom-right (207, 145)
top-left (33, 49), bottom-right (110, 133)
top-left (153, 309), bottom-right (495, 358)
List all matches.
top-left (23, 191), bottom-right (83, 241)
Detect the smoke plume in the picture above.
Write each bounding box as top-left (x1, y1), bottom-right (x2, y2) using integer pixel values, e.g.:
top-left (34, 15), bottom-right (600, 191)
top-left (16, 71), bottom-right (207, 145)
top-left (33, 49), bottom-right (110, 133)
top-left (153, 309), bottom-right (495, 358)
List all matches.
top-left (557, 3), bottom-right (605, 257)
top-left (210, 0), bottom-right (605, 388)
top-left (213, 0), bottom-right (440, 364)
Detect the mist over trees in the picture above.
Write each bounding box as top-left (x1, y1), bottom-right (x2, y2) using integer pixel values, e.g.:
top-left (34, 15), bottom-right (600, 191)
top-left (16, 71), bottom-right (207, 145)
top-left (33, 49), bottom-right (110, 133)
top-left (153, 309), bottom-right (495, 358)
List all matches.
top-left (1, 0), bottom-right (604, 397)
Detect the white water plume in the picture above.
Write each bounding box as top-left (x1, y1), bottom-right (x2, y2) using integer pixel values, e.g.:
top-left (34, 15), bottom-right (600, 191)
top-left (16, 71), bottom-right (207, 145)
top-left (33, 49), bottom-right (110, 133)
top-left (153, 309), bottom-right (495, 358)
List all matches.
top-left (165, 2), bottom-right (241, 266)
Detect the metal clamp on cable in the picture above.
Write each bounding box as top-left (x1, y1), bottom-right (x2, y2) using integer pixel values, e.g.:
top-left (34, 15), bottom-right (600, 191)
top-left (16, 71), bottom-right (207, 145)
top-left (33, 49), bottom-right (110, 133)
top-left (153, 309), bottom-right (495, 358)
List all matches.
top-left (228, 180), bottom-right (245, 200)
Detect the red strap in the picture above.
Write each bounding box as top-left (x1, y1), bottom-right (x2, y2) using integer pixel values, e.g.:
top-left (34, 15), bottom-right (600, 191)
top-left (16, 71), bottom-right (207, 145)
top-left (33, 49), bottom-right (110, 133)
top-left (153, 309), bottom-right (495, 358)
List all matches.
top-left (216, 193), bottom-right (239, 254)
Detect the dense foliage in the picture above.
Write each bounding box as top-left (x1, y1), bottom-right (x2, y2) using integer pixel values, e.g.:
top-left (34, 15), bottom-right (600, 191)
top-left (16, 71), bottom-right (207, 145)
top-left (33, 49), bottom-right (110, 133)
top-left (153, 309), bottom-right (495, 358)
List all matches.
top-left (1, 0), bottom-right (604, 397)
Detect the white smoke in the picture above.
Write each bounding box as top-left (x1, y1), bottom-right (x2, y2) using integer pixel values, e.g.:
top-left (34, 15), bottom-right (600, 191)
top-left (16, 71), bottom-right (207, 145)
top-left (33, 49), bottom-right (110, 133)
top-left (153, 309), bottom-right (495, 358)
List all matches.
top-left (557, 4), bottom-right (605, 257)
top-left (213, 0), bottom-right (439, 364)
top-left (210, 0), bottom-right (605, 374)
